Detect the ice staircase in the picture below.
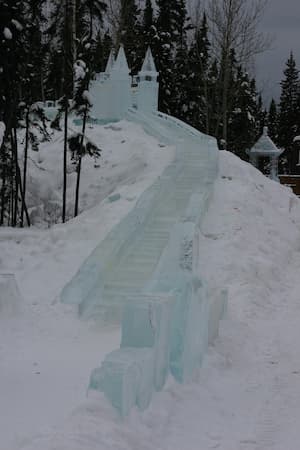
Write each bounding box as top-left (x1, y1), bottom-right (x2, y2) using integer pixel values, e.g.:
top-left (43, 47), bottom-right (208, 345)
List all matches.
top-left (61, 111), bottom-right (227, 416)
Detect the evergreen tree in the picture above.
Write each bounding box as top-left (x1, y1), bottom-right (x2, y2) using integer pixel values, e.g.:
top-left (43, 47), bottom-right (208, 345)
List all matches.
top-left (0, 0), bottom-right (35, 226)
top-left (118, 0), bottom-right (142, 74)
top-left (255, 94), bottom-right (267, 139)
top-left (142, 0), bottom-right (156, 51)
top-left (267, 98), bottom-right (278, 143)
top-left (184, 13), bottom-right (210, 132)
top-left (70, 49), bottom-right (101, 217)
top-left (278, 52), bottom-right (299, 172)
top-left (206, 59), bottom-right (220, 137)
top-left (92, 31), bottom-right (113, 74)
top-left (227, 67), bottom-right (257, 158)
top-left (77, 0), bottom-right (106, 41)
top-left (214, 48), bottom-right (238, 147)
top-left (154, 0), bottom-right (191, 115)
top-left (152, 0), bottom-right (174, 113)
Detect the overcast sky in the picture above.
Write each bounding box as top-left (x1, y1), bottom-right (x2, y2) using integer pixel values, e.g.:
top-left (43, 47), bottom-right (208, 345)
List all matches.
top-left (256, 0), bottom-right (300, 103)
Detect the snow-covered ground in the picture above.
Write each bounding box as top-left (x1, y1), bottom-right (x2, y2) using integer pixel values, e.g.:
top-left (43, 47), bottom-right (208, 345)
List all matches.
top-left (1, 124), bottom-right (300, 450)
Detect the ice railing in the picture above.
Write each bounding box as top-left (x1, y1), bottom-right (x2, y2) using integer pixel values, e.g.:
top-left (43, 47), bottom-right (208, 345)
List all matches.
top-left (61, 118), bottom-right (184, 314)
top-left (61, 111), bottom-right (227, 416)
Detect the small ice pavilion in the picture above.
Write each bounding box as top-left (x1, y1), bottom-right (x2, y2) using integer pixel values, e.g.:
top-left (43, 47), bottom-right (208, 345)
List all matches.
top-left (249, 127), bottom-right (283, 181)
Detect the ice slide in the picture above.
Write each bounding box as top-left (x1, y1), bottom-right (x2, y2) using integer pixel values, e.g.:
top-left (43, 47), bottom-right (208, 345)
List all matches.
top-left (61, 111), bottom-right (227, 416)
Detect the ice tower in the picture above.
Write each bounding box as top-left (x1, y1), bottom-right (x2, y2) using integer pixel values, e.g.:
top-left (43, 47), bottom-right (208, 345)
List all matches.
top-left (109, 45), bottom-right (132, 119)
top-left (90, 45), bottom-right (131, 122)
top-left (137, 47), bottom-right (159, 114)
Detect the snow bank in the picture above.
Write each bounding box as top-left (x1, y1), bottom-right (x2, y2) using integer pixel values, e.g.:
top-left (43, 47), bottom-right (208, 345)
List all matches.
top-left (2, 147), bottom-right (300, 450)
top-left (19, 120), bottom-right (173, 226)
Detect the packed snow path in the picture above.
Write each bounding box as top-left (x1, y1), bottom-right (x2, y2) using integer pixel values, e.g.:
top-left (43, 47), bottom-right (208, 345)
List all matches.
top-left (62, 111), bottom-right (218, 318)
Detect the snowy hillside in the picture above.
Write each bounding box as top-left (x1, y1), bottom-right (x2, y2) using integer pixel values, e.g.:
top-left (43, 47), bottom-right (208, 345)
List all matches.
top-left (1, 132), bottom-right (300, 450)
top-left (18, 121), bottom-right (173, 226)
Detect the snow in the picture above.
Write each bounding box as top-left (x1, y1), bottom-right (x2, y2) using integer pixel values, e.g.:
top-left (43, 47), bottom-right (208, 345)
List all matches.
top-left (82, 89), bottom-right (93, 106)
top-left (0, 121), bottom-right (5, 147)
top-left (3, 27), bottom-right (13, 40)
top-left (74, 60), bottom-right (86, 81)
top-left (18, 120), bottom-right (173, 226)
top-left (11, 19), bottom-right (23, 31)
top-left (2, 132), bottom-right (300, 449)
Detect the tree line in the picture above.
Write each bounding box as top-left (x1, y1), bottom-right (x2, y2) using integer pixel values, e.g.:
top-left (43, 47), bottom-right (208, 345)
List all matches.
top-left (0, 0), bottom-right (299, 227)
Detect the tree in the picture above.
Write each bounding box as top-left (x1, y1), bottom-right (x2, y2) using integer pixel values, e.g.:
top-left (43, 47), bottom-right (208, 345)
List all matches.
top-left (117, 0), bottom-right (142, 73)
top-left (227, 67), bottom-right (258, 158)
top-left (0, 0), bottom-right (34, 226)
top-left (207, 0), bottom-right (269, 146)
top-left (154, 0), bottom-right (191, 115)
top-left (77, 0), bottom-right (106, 41)
top-left (184, 12), bottom-right (210, 132)
top-left (278, 52), bottom-right (299, 160)
top-left (267, 98), bottom-right (278, 143)
top-left (61, 0), bottom-right (77, 223)
top-left (142, 0), bottom-right (156, 51)
top-left (70, 48), bottom-right (101, 217)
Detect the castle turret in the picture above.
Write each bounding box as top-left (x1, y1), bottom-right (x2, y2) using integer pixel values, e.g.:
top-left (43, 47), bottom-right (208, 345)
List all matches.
top-left (137, 47), bottom-right (159, 114)
top-left (107, 45), bottom-right (132, 120)
top-left (105, 49), bottom-right (115, 75)
top-left (90, 45), bottom-right (131, 122)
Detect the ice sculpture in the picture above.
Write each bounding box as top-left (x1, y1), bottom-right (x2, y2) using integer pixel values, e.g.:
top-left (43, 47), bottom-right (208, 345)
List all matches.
top-left (90, 45), bottom-right (131, 122)
top-left (0, 273), bottom-right (22, 317)
top-left (208, 289), bottom-right (228, 344)
top-left (136, 47), bottom-right (159, 114)
top-left (90, 46), bottom-right (160, 122)
top-left (89, 347), bottom-right (154, 416)
top-left (249, 126), bottom-right (283, 181)
top-left (62, 107), bottom-right (225, 416)
top-left (121, 294), bottom-right (174, 390)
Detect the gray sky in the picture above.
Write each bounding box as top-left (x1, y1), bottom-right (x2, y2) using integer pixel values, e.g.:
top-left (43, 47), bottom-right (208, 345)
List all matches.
top-left (256, 0), bottom-right (300, 103)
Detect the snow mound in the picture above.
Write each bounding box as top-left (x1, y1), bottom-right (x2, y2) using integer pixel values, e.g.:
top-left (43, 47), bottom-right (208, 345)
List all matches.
top-left (2, 148), bottom-right (300, 450)
top-left (20, 120), bottom-right (174, 226)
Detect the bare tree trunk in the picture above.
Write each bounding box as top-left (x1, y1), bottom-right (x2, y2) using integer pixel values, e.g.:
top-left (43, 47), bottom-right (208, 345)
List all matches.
top-left (21, 108), bottom-right (30, 227)
top-left (62, 0), bottom-right (76, 223)
top-left (62, 100), bottom-right (68, 223)
top-left (0, 169), bottom-right (6, 225)
top-left (208, 0), bottom-right (270, 144)
top-left (17, 163), bottom-right (30, 227)
top-left (11, 129), bottom-right (19, 227)
top-left (74, 106), bottom-right (88, 218)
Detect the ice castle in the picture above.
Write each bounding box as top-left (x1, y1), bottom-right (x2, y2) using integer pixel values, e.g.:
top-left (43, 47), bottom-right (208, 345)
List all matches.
top-left (61, 45), bottom-right (226, 417)
top-left (90, 45), bottom-right (159, 122)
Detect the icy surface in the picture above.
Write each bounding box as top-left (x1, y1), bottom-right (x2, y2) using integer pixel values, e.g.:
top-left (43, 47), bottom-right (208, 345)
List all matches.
top-left (121, 295), bottom-right (174, 390)
top-left (90, 46), bottom-right (131, 122)
top-left (62, 110), bottom-right (220, 414)
top-left (89, 347), bottom-right (154, 416)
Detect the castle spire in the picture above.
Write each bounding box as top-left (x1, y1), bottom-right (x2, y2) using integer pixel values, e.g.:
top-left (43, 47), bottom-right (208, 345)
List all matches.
top-left (113, 45), bottom-right (130, 74)
top-left (105, 49), bottom-right (115, 74)
top-left (140, 47), bottom-right (158, 76)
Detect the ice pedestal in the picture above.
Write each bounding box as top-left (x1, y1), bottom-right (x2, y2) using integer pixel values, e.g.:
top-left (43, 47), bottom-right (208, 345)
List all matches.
top-left (169, 278), bottom-right (209, 383)
top-left (89, 347), bottom-right (154, 416)
top-left (0, 273), bottom-right (22, 317)
top-left (208, 289), bottom-right (228, 344)
top-left (121, 294), bottom-right (174, 390)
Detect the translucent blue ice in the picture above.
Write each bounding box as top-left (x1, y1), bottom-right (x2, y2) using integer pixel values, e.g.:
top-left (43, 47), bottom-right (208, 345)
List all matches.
top-left (89, 347), bottom-right (155, 416)
top-left (121, 295), bottom-right (174, 390)
top-left (62, 106), bottom-right (225, 416)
